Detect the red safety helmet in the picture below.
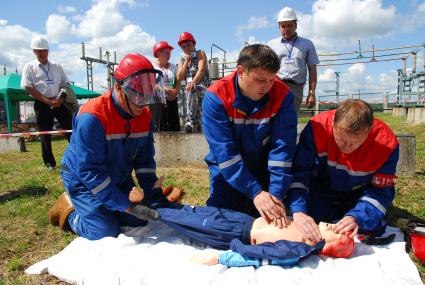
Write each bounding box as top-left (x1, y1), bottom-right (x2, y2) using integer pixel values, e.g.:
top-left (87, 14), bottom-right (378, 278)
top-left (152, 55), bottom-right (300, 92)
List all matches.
top-left (114, 53), bottom-right (166, 106)
top-left (153, 41), bottom-right (174, 58)
top-left (178, 32), bottom-right (196, 46)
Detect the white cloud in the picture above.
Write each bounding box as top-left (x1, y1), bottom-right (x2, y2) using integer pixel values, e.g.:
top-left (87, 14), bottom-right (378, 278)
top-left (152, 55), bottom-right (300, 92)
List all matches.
top-left (377, 70), bottom-right (398, 91)
top-left (0, 20), bottom-right (35, 69)
top-left (90, 24), bottom-right (156, 60)
top-left (318, 68), bottom-right (337, 82)
top-left (338, 63), bottom-right (367, 94)
top-left (312, 0), bottom-right (395, 38)
top-left (50, 43), bottom-right (86, 77)
top-left (316, 68), bottom-right (340, 100)
top-left (74, 0), bottom-right (130, 38)
top-left (347, 63), bottom-right (366, 77)
top-left (57, 5), bottom-right (77, 14)
top-left (119, 0), bottom-right (147, 8)
top-left (316, 63), bottom-right (398, 103)
top-left (296, 0), bottom-right (397, 52)
top-left (245, 35), bottom-right (264, 45)
top-left (236, 16), bottom-right (270, 40)
top-left (401, 2), bottom-right (425, 32)
top-left (46, 14), bottom-right (72, 43)
top-left (0, 0), bottom-right (158, 90)
top-left (338, 64), bottom-right (397, 95)
top-left (48, 23), bottom-right (156, 86)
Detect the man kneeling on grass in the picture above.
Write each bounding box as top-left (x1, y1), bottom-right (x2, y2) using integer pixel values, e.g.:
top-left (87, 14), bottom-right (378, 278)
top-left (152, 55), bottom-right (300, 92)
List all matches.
top-left (125, 187), bottom-right (355, 268)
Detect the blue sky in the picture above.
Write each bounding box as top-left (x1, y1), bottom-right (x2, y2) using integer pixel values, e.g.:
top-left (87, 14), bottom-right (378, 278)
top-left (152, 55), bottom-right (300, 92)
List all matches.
top-left (1, 0), bottom-right (424, 100)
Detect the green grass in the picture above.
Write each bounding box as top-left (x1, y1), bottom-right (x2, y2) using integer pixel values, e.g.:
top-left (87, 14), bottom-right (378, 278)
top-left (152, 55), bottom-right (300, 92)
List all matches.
top-left (0, 113), bottom-right (424, 283)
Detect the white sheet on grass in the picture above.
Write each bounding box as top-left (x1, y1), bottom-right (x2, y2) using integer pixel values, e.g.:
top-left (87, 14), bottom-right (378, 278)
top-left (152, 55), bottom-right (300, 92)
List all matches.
top-left (26, 222), bottom-right (422, 285)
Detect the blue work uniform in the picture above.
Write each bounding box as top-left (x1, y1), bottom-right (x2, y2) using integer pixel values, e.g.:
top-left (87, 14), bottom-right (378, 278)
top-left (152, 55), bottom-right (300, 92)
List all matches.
top-left (61, 91), bottom-right (158, 240)
top-left (202, 71), bottom-right (297, 214)
top-left (288, 110), bottom-right (399, 235)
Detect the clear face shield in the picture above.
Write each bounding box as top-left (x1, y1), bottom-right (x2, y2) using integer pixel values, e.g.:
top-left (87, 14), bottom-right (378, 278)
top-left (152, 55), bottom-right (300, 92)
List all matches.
top-left (120, 69), bottom-right (166, 107)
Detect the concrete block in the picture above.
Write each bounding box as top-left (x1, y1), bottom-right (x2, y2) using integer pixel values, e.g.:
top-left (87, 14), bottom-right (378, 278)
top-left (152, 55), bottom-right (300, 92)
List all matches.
top-left (154, 132), bottom-right (209, 167)
top-left (153, 125), bottom-right (308, 166)
top-left (396, 134), bottom-right (416, 176)
top-left (413, 107), bottom-right (425, 124)
top-left (0, 137), bottom-right (26, 152)
top-left (152, 129), bottom-right (416, 177)
top-left (392, 107), bottom-right (407, 117)
top-left (406, 107), bottom-right (416, 123)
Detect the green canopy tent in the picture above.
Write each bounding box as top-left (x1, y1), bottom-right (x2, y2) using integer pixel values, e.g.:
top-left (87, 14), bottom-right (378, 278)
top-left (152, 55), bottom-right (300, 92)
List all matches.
top-left (0, 74), bottom-right (100, 133)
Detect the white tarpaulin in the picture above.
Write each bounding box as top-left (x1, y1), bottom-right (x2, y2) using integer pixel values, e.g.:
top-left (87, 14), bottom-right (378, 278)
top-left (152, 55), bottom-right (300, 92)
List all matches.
top-left (26, 222), bottom-right (423, 285)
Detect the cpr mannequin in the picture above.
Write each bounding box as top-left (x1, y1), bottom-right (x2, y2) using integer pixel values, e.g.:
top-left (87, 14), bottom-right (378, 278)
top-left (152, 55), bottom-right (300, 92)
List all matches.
top-left (127, 185), bottom-right (355, 267)
top-left (191, 220), bottom-right (354, 266)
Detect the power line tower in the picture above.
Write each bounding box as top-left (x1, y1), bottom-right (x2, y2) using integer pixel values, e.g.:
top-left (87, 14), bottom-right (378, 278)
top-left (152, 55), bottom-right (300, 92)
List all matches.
top-left (80, 43), bottom-right (118, 91)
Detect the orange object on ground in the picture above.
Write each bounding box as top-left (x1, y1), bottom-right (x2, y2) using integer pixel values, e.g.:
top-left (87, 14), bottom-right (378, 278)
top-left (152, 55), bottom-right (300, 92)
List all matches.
top-left (162, 186), bottom-right (173, 196)
top-left (166, 187), bottom-right (184, 202)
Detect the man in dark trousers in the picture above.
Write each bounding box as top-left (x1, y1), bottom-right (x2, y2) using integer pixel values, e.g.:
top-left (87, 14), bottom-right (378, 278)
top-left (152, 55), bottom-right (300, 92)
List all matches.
top-left (21, 35), bottom-right (72, 170)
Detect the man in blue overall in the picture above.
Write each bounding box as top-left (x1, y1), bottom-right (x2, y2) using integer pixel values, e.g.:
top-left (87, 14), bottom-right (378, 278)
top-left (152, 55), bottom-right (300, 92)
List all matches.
top-left (48, 53), bottom-right (169, 240)
top-left (202, 44), bottom-right (297, 228)
top-left (288, 99), bottom-right (399, 241)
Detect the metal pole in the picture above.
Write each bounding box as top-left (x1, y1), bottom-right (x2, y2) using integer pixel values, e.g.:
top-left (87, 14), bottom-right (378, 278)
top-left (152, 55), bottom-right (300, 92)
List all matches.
top-left (81, 43), bottom-right (85, 58)
top-left (335, 72), bottom-right (340, 103)
top-left (412, 52), bottom-right (417, 74)
top-left (397, 69), bottom-right (402, 105)
top-left (4, 91), bottom-right (13, 133)
top-left (383, 91), bottom-right (388, 110)
top-left (358, 40), bottom-right (363, 58)
top-left (402, 58), bottom-right (407, 74)
top-left (223, 51), bottom-right (227, 76)
top-left (99, 47), bottom-right (102, 61)
top-left (423, 45), bottom-right (425, 70)
top-left (90, 63), bottom-right (94, 91)
top-left (106, 50), bottom-right (111, 90)
top-left (3, 65), bottom-right (5, 75)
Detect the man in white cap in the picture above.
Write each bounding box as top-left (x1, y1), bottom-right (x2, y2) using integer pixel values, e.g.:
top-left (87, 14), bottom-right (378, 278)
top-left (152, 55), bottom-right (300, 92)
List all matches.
top-left (267, 7), bottom-right (319, 113)
top-left (21, 35), bottom-right (72, 170)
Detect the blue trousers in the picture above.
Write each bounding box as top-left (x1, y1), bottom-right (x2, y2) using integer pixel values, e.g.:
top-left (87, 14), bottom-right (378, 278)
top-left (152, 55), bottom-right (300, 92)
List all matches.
top-left (155, 204), bottom-right (255, 250)
top-left (61, 170), bottom-right (147, 240)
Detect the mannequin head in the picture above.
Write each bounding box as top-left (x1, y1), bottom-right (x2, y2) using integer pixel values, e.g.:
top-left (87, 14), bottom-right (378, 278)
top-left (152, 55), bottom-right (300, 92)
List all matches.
top-left (319, 222), bottom-right (355, 258)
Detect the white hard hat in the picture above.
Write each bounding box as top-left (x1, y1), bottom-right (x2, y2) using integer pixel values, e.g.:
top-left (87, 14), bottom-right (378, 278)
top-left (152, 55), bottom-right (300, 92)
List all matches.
top-left (277, 7), bottom-right (298, 22)
top-left (30, 36), bottom-right (49, 50)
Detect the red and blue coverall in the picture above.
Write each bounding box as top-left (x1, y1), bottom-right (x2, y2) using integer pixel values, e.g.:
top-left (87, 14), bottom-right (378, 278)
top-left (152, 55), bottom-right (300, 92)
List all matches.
top-left (202, 71), bottom-right (297, 214)
top-left (61, 91), bottom-right (158, 240)
top-left (288, 110), bottom-right (399, 235)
